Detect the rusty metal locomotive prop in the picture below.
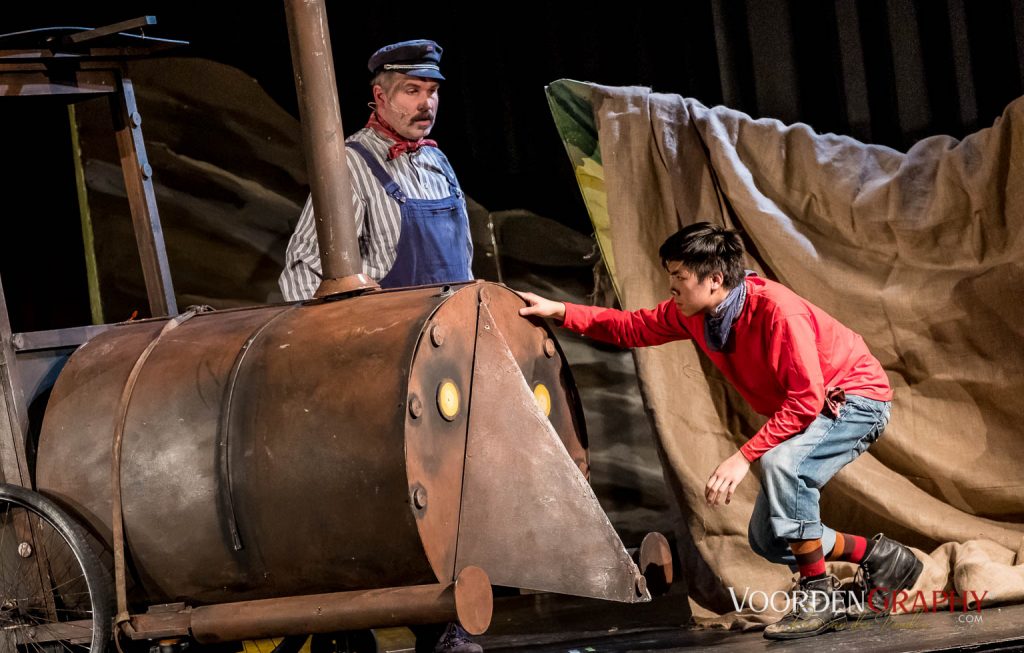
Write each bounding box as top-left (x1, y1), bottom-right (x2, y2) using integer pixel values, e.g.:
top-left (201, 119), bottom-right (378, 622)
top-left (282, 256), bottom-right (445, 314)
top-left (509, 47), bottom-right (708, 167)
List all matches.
top-left (26, 282), bottom-right (653, 648)
top-left (0, 4), bottom-right (668, 651)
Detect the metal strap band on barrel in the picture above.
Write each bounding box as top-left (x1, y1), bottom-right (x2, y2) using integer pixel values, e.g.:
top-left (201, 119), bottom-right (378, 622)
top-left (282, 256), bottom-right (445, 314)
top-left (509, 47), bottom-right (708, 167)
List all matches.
top-left (111, 308), bottom-right (204, 634)
top-left (217, 306), bottom-right (296, 552)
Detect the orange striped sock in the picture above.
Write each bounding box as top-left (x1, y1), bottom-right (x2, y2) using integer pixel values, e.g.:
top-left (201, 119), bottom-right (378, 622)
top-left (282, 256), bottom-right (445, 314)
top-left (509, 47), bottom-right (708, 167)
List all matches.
top-left (827, 532), bottom-right (872, 563)
top-left (789, 538), bottom-right (826, 579)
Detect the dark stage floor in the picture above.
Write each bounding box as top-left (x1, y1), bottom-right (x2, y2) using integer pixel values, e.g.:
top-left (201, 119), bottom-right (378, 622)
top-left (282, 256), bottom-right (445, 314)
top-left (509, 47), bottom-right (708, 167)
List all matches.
top-left (471, 592), bottom-right (1024, 653)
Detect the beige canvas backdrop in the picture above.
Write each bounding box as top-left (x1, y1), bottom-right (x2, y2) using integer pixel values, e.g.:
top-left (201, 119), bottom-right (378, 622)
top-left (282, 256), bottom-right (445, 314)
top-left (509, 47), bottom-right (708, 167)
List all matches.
top-left (579, 82), bottom-right (1024, 623)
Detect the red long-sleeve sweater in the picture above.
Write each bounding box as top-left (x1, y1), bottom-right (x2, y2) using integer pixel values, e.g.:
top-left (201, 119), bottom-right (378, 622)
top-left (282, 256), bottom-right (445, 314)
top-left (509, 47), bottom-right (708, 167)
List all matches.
top-left (561, 276), bottom-right (892, 461)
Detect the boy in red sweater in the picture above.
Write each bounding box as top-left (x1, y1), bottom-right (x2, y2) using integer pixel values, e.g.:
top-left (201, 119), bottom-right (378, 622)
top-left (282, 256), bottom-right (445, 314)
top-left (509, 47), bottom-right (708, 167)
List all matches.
top-left (519, 223), bottom-right (922, 639)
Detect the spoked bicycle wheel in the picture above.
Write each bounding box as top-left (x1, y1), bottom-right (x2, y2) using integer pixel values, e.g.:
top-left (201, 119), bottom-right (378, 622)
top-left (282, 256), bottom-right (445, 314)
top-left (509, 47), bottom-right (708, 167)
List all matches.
top-left (0, 484), bottom-right (113, 653)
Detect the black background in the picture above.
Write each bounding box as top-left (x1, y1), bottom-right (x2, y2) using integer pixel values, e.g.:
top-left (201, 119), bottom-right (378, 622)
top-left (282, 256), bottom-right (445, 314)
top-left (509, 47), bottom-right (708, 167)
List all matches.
top-left (2, 1), bottom-right (1023, 331)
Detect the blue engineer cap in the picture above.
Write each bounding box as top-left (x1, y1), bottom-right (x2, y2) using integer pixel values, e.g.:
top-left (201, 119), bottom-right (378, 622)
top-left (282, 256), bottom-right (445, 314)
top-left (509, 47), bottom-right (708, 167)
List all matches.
top-left (367, 39), bottom-right (445, 81)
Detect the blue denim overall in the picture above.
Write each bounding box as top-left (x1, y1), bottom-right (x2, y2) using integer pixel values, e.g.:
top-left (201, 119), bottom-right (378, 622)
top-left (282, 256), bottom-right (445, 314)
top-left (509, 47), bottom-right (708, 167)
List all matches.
top-left (347, 141), bottom-right (472, 289)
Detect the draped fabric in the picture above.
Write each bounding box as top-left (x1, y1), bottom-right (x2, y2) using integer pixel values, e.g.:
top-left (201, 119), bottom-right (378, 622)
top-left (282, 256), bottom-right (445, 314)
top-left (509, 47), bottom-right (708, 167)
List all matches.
top-left (547, 79), bottom-right (1024, 624)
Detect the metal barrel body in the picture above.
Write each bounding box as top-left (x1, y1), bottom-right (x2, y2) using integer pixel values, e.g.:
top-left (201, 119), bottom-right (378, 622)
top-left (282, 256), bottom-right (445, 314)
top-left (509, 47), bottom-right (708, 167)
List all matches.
top-left (35, 283), bottom-right (589, 606)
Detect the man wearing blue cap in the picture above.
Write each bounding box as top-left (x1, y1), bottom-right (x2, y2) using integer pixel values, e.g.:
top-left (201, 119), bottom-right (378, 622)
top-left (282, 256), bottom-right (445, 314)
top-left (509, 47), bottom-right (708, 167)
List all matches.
top-left (279, 40), bottom-right (480, 653)
top-left (279, 39), bottom-right (473, 299)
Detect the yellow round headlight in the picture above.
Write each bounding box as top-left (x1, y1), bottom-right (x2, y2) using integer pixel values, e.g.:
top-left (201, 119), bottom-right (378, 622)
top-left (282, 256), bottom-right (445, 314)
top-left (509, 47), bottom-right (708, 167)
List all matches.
top-left (533, 383), bottom-right (552, 417)
top-left (437, 380), bottom-right (460, 421)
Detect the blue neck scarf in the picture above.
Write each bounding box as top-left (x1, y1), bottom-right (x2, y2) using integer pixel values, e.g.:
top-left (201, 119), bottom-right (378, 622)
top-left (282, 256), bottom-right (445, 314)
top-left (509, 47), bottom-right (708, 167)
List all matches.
top-left (704, 272), bottom-right (754, 352)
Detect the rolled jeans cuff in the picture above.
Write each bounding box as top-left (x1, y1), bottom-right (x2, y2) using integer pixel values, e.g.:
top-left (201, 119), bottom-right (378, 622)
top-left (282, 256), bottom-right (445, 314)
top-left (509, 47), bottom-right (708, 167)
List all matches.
top-left (771, 516), bottom-right (825, 541)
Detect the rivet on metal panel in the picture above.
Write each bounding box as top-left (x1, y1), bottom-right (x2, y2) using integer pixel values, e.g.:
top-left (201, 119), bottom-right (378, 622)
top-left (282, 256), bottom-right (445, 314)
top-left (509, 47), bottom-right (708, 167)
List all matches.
top-left (412, 485), bottom-right (428, 510)
top-left (17, 542), bottom-right (32, 558)
top-left (142, 163), bottom-right (153, 179)
top-left (437, 285), bottom-right (455, 298)
top-left (131, 111), bottom-right (142, 127)
top-left (409, 394), bottom-right (423, 418)
top-left (543, 338), bottom-right (556, 358)
top-left (430, 324), bottom-right (445, 347)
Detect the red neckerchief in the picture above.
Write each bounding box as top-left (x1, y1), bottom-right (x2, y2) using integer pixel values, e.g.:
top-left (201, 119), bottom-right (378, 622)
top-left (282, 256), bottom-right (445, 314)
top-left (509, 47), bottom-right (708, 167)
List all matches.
top-left (366, 112), bottom-right (437, 160)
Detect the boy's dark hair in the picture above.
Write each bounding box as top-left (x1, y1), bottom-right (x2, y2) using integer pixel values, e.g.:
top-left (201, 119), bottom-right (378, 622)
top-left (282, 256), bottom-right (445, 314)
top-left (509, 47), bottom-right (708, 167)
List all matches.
top-left (659, 222), bottom-right (745, 288)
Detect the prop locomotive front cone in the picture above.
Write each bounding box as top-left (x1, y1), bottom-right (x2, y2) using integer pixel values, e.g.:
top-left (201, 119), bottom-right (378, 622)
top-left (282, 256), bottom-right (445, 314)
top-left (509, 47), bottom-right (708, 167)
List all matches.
top-left (456, 296), bottom-right (647, 602)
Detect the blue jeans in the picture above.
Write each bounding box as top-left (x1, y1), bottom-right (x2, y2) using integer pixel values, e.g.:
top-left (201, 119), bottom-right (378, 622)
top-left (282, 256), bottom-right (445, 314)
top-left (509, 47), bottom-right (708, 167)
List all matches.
top-left (747, 394), bottom-right (891, 568)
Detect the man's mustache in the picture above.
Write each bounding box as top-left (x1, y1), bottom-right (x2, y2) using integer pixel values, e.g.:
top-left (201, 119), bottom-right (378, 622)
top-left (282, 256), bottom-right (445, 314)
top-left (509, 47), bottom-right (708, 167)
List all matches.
top-left (411, 112), bottom-right (434, 122)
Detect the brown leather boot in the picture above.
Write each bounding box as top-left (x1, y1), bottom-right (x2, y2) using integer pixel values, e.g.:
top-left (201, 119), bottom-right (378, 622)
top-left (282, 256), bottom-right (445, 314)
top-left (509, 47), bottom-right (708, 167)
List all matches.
top-left (763, 575), bottom-right (847, 640)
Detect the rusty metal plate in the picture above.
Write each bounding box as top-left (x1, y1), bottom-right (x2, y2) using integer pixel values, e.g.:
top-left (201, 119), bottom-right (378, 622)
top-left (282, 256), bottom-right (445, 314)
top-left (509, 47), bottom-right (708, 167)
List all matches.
top-left (405, 286), bottom-right (480, 583)
top-left (455, 299), bottom-right (649, 603)
top-left (479, 287), bottom-right (589, 477)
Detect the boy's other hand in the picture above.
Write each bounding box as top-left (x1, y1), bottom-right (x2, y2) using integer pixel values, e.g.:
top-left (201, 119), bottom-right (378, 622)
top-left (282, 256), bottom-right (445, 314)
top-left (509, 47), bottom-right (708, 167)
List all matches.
top-left (516, 291), bottom-right (566, 321)
top-left (705, 450), bottom-right (750, 507)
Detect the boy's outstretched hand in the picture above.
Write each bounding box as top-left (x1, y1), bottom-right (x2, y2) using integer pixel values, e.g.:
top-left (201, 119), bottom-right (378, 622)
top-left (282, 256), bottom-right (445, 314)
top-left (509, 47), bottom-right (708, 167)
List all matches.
top-left (705, 450), bottom-right (750, 507)
top-left (516, 291), bottom-right (567, 321)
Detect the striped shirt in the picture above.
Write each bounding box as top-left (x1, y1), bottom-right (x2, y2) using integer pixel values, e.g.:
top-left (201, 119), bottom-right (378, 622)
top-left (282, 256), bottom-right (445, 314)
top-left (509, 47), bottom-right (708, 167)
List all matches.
top-left (279, 127), bottom-right (471, 301)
